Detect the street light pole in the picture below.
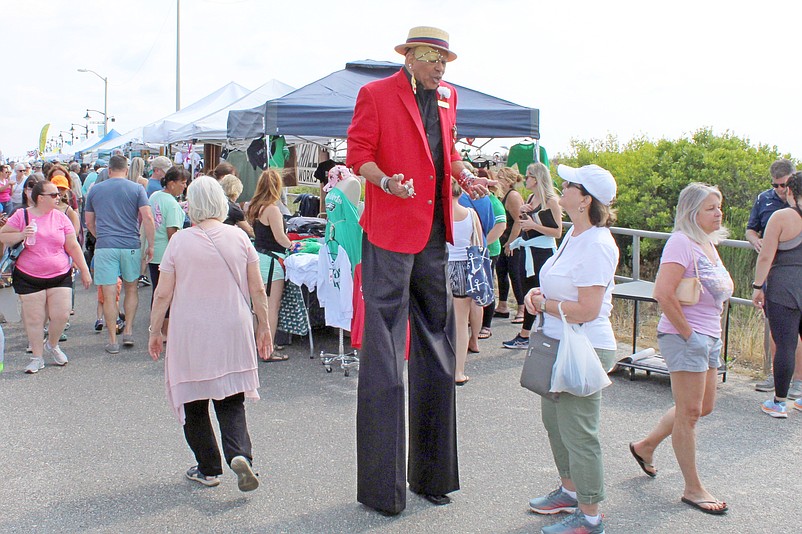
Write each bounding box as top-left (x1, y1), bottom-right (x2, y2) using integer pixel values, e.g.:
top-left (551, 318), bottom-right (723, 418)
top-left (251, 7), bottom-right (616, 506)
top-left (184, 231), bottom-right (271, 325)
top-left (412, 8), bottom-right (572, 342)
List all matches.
top-left (77, 68), bottom-right (108, 136)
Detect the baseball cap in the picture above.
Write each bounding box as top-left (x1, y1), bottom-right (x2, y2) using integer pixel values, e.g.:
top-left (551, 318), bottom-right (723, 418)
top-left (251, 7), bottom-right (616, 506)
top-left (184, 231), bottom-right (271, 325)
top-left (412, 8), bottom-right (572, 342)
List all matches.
top-left (557, 164), bottom-right (617, 206)
top-left (150, 156), bottom-right (173, 172)
top-left (51, 175), bottom-right (70, 190)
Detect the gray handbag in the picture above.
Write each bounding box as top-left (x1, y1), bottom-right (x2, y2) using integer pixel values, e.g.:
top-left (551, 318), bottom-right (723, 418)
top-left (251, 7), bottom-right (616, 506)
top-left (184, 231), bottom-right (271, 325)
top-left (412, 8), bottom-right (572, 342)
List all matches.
top-left (520, 309), bottom-right (559, 399)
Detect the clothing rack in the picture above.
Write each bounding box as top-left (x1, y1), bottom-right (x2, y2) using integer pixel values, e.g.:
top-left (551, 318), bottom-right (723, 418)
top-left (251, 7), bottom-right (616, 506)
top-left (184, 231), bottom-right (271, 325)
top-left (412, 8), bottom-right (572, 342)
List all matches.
top-left (319, 328), bottom-right (358, 376)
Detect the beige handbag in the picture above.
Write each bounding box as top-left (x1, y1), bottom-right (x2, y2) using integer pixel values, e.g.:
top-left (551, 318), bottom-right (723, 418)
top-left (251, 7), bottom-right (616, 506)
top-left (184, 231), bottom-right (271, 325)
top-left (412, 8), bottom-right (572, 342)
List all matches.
top-left (675, 248), bottom-right (703, 305)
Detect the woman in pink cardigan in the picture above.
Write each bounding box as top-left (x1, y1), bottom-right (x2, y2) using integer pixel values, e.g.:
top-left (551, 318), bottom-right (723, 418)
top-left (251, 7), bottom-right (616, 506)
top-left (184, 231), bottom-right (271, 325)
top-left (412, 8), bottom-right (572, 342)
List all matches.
top-left (148, 175), bottom-right (271, 492)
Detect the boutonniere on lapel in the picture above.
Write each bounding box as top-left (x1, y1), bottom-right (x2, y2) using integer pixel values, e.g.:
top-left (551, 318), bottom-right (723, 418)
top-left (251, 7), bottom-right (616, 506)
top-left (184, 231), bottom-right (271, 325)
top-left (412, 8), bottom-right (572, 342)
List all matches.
top-left (436, 86), bottom-right (451, 108)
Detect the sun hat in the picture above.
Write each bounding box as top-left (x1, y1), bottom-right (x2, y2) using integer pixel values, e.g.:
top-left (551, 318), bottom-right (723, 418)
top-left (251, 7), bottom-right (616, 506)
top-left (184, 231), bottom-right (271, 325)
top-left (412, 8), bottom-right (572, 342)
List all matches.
top-left (557, 164), bottom-right (617, 206)
top-left (150, 156), bottom-right (173, 172)
top-left (394, 26), bottom-right (457, 61)
top-left (51, 175), bottom-right (70, 190)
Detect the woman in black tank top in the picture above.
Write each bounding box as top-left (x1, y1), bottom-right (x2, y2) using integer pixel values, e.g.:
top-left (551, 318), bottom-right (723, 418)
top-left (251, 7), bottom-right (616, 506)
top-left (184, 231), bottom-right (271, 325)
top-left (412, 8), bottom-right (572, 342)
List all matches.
top-left (247, 169), bottom-right (292, 361)
top-left (752, 172), bottom-right (802, 415)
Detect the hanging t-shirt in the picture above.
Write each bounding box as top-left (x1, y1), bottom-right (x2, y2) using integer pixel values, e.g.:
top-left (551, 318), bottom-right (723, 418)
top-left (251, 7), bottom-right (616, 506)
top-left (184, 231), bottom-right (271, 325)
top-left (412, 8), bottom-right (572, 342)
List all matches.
top-left (149, 190), bottom-right (186, 264)
top-left (656, 232), bottom-right (733, 338)
top-left (507, 142), bottom-right (550, 174)
top-left (317, 245), bottom-right (354, 330)
top-left (324, 187), bottom-right (362, 272)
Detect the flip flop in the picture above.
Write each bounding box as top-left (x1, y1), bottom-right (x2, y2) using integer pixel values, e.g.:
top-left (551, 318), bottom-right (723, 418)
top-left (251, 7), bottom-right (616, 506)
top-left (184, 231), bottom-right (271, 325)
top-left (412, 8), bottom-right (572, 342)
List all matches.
top-left (264, 354), bottom-right (289, 362)
top-left (681, 497), bottom-right (728, 515)
top-left (629, 442), bottom-right (657, 477)
top-left (493, 310), bottom-right (510, 318)
top-left (511, 316), bottom-right (525, 324)
top-left (478, 328), bottom-right (492, 339)
top-left (468, 347), bottom-right (480, 354)
top-left (456, 377), bottom-right (470, 386)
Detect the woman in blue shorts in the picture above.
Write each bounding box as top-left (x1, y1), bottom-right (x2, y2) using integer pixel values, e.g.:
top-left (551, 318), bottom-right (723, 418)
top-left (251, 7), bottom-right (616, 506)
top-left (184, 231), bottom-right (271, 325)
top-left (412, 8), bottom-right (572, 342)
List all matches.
top-left (630, 183), bottom-right (733, 515)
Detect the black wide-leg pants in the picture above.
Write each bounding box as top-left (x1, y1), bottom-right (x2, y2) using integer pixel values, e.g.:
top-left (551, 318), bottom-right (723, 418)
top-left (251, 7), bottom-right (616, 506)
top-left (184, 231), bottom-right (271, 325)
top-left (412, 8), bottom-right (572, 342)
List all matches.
top-left (356, 213), bottom-right (460, 514)
top-left (183, 392), bottom-right (253, 477)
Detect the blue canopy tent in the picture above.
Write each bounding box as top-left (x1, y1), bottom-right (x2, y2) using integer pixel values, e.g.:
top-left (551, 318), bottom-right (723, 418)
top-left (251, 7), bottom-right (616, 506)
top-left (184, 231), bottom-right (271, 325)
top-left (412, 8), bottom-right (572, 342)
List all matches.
top-left (227, 60), bottom-right (539, 140)
top-left (75, 129), bottom-right (122, 154)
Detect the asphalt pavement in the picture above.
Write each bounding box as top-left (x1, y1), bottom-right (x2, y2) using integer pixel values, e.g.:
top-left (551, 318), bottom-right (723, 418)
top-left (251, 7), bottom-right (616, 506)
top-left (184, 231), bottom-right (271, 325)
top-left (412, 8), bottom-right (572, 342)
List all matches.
top-left (1, 284), bottom-right (800, 533)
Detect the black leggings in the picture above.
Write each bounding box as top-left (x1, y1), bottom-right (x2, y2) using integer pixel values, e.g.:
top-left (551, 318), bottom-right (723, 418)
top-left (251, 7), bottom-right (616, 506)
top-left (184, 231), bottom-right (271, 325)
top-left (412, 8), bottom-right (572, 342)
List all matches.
top-left (482, 256), bottom-right (499, 329)
top-left (495, 248), bottom-right (524, 307)
top-left (765, 299), bottom-right (802, 399)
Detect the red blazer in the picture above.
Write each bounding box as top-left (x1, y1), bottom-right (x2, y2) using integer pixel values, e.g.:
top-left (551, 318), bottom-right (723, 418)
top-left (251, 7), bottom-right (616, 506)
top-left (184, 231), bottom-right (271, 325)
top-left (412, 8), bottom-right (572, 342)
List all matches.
top-left (347, 69), bottom-right (461, 254)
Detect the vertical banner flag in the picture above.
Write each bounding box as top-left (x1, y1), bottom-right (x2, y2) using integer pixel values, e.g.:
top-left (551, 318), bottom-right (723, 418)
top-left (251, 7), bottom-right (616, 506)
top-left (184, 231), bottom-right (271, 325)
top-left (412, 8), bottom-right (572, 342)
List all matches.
top-left (38, 124), bottom-right (50, 156)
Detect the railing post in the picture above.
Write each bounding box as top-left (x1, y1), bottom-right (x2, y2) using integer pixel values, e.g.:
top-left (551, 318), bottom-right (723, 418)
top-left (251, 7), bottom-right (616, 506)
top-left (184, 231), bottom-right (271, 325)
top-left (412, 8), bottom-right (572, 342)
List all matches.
top-left (632, 235), bottom-right (641, 281)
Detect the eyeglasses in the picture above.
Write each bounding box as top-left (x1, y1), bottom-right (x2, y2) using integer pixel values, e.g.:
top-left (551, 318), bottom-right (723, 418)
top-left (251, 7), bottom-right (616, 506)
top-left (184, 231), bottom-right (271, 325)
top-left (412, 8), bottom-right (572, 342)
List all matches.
top-left (563, 181), bottom-right (583, 191)
top-left (772, 182), bottom-right (788, 188)
top-left (39, 192), bottom-right (60, 198)
top-left (25, 182), bottom-right (37, 189)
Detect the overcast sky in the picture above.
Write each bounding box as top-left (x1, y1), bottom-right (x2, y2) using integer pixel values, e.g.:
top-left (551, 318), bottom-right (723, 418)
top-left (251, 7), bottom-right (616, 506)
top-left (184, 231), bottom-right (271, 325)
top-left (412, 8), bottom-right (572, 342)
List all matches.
top-left (1, 0), bottom-right (800, 163)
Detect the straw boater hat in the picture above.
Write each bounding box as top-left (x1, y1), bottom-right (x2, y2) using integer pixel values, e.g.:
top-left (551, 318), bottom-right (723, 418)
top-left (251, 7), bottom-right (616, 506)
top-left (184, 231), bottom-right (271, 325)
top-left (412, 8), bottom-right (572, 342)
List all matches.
top-left (394, 26), bottom-right (457, 62)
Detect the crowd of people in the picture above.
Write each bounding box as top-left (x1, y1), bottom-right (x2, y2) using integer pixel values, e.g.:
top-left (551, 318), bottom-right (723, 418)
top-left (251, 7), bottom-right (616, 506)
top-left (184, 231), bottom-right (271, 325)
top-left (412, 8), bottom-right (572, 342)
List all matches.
top-left (1, 23), bottom-right (798, 533)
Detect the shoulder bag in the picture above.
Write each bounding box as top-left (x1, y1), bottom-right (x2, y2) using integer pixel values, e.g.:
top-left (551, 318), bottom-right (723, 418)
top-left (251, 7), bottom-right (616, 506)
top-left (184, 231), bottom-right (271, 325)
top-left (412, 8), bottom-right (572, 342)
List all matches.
top-left (0, 209), bottom-right (29, 279)
top-left (674, 246), bottom-right (703, 306)
top-left (464, 210), bottom-right (494, 306)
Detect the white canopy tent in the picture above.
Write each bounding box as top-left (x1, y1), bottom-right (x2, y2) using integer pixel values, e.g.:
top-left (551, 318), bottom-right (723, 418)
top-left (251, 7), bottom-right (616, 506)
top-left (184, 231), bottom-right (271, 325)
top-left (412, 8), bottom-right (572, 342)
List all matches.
top-left (165, 79), bottom-right (295, 144)
top-left (68, 135), bottom-right (101, 154)
top-left (142, 82), bottom-right (251, 144)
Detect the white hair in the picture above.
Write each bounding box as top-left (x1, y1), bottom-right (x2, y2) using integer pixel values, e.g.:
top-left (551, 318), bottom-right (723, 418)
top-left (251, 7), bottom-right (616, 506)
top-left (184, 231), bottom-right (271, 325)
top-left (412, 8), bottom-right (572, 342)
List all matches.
top-left (187, 175), bottom-right (228, 224)
top-left (673, 182), bottom-right (729, 245)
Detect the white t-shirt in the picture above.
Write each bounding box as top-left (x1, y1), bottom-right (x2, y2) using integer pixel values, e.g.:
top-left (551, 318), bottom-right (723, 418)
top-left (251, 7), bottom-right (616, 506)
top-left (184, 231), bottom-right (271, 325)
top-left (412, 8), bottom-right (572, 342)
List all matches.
top-left (540, 225), bottom-right (619, 350)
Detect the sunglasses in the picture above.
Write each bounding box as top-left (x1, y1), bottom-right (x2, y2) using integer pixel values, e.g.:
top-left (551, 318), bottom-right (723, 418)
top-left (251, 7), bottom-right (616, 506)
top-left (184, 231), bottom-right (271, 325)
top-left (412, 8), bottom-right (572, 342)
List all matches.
top-left (562, 181), bottom-right (584, 191)
top-left (39, 192), bottom-right (60, 198)
top-left (772, 182), bottom-right (788, 188)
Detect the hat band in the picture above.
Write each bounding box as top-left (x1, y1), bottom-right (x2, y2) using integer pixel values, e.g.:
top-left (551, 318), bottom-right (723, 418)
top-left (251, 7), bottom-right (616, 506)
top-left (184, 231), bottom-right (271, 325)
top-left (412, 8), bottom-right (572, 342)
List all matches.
top-left (406, 36), bottom-right (449, 49)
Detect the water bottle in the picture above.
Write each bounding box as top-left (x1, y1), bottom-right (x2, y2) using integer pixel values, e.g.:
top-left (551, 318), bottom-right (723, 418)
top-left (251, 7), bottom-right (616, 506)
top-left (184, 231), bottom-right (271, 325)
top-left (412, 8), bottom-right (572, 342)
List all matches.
top-left (26, 220), bottom-right (37, 246)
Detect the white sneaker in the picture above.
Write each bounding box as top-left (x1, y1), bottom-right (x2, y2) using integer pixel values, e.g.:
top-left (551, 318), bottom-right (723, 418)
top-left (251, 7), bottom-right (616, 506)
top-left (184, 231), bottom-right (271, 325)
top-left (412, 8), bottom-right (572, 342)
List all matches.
top-left (25, 357), bottom-right (45, 374)
top-left (45, 342), bottom-right (68, 366)
top-left (787, 380), bottom-right (802, 400)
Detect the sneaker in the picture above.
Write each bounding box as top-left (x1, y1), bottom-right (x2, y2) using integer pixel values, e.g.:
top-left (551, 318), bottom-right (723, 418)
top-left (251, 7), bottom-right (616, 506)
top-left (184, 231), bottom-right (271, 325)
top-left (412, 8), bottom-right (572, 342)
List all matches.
top-left (138, 275), bottom-right (152, 287)
top-left (25, 357), bottom-right (45, 374)
top-left (761, 399), bottom-right (788, 419)
top-left (787, 380), bottom-right (802, 400)
top-left (502, 334), bottom-right (529, 350)
top-left (104, 343), bottom-right (120, 355)
top-left (230, 455), bottom-right (259, 492)
top-left (755, 374), bottom-right (775, 392)
top-left (94, 319), bottom-right (104, 332)
top-left (122, 334), bottom-right (134, 347)
top-left (530, 487), bottom-right (578, 515)
top-left (541, 510), bottom-right (605, 534)
top-left (185, 466), bottom-right (220, 487)
top-left (116, 319), bottom-right (125, 335)
top-left (794, 399), bottom-right (802, 412)
top-left (45, 342), bottom-right (68, 366)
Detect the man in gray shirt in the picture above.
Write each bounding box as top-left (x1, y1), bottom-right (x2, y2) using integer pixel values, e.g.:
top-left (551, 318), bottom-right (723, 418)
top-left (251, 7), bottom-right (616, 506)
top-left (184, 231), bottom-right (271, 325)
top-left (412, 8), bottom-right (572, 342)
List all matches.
top-left (85, 154), bottom-right (155, 354)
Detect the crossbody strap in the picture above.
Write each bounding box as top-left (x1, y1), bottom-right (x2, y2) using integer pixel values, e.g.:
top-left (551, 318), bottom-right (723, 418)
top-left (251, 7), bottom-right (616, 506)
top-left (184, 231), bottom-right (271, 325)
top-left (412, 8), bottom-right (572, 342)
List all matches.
top-left (196, 226), bottom-right (252, 309)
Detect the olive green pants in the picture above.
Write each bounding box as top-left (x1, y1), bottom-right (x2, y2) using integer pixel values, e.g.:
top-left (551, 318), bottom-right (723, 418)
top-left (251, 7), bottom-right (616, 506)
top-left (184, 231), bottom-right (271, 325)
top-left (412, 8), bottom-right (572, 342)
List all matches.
top-left (539, 348), bottom-right (615, 505)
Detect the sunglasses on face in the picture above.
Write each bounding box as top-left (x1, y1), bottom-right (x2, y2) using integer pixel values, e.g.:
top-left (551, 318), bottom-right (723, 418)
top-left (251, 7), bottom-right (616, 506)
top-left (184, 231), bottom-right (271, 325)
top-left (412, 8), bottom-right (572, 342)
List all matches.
top-left (563, 181), bottom-right (584, 191)
top-left (39, 192), bottom-right (60, 198)
top-left (772, 182), bottom-right (788, 188)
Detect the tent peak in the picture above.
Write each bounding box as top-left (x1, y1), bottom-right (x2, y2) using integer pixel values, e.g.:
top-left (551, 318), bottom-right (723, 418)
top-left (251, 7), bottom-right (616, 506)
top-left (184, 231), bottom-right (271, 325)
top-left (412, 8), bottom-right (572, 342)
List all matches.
top-left (345, 60), bottom-right (403, 71)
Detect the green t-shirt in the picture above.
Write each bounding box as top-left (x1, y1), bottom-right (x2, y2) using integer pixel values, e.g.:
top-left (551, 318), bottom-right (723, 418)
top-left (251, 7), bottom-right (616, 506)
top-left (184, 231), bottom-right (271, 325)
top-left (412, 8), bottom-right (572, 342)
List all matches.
top-left (149, 190), bottom-right (185, 264)
top-left (488, 194), bottom-right (505, 257)
top-left (507, 142), bottom-right (549, 174)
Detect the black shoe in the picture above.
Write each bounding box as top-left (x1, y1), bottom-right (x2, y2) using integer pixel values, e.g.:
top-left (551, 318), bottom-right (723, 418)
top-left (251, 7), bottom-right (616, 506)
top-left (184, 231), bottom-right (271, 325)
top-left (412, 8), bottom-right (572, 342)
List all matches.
top-left (415, 492), bottom-right (451, 506)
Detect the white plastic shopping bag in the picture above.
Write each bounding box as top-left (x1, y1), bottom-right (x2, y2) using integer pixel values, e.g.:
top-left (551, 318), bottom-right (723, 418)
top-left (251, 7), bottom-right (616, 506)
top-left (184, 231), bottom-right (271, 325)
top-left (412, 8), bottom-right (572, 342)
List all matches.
top-left (550, 302), bottom-right (612, 396)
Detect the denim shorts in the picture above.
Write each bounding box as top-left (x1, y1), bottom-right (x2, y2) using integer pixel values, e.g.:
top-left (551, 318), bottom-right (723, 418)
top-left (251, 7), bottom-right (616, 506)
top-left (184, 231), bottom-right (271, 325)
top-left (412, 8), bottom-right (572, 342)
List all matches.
top-left (93, 248), bottom-right (142, 285)
top-left (658, 331), bottom-right (722, 373)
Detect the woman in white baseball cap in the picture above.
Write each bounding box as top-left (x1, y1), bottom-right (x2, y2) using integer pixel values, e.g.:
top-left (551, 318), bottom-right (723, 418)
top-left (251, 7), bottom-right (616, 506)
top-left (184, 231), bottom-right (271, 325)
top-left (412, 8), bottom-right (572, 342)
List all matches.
top-left (523, 163), bottom-right (619, 534)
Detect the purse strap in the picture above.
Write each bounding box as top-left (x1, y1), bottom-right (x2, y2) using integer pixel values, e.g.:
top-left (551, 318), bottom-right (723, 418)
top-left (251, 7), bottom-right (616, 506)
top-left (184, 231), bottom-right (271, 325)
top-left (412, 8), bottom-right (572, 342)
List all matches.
top-left (468, 210), bottom-right (484, 247)
top-left (196, 226), bottom-right (252, 309)
top-left (688, 245), bottom-right (700, 281)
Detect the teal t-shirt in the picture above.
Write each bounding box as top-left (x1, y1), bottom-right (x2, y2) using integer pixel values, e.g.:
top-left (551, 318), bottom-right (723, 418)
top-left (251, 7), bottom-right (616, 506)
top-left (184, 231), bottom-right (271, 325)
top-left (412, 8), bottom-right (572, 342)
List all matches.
top-left (149, 190), bottom-right (185, 264)
top-left (324, 187), bottom-right (362, 272)
top-left (488, 194), bottom-right (505, 257)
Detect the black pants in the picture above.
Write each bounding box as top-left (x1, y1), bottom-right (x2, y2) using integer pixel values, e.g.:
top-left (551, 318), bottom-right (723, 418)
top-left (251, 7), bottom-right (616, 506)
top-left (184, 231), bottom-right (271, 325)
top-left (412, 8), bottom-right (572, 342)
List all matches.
top-left (356, 213), bottom-right (459, 514)
top-left (482, 255), bottom-right (499, 329)
top-left (765, 299), bottom-right (802, 399)
top-left (183, 392), bottom-right (253, 477)
top-left (496, 247), bottom-right (524, 306)
top-left (522, 247), bottom-right (555, 331)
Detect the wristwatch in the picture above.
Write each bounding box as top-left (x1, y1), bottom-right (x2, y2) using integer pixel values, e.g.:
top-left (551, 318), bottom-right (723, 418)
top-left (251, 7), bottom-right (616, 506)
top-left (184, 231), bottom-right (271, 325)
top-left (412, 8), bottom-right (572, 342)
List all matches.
top-left (752, 283), bottom-right (763, 290)
top-left (540, 299), bottom-right (547, 312)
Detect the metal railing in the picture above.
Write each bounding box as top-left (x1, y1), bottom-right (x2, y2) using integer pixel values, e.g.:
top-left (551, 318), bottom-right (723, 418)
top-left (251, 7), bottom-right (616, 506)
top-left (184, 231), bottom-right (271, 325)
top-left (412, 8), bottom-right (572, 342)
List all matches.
top-left (608, 225), bottom-right (769, 372)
